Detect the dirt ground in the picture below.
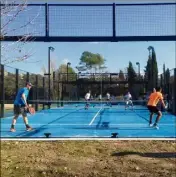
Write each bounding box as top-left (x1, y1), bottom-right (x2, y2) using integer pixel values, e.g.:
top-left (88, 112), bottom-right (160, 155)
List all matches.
top-left (1, 141), bottom-right (176, 177)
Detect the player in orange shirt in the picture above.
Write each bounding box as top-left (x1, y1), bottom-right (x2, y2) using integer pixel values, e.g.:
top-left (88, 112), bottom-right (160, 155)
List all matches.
top-left (147, 87), bottom-right (166, 130)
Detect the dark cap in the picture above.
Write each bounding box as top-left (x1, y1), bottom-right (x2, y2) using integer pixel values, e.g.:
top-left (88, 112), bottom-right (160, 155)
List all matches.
top-left (156, 86), bottom-right (162, 92)
top-left (26, 82), bottom-right (33, 86)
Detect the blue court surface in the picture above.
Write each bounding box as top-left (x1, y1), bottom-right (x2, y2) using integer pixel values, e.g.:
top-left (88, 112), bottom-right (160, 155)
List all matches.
top-left (1, 104), bottom-right (176, 139)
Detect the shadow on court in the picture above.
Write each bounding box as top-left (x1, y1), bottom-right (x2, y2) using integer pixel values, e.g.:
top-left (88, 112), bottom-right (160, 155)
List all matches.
top-left (74, 122), bottom-right (153, 130)
top-left (111, 152), bottom-right (176, 158)
top-left (73, 127), bottom-right (153, 130)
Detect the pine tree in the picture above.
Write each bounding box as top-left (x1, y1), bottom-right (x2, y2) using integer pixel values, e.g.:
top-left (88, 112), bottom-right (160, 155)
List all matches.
top-left (128, 62), bottom-right (137, 85)
top-left (145, 46), bottom-right (158, 91)
top-left (151, 49), bottom-right (158, 88)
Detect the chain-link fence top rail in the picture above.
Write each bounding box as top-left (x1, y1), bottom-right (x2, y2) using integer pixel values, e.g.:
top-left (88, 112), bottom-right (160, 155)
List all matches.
top-left (55, 72), bottom-right (146, 82)
top-left (1, 3), bottom-right (176, 41)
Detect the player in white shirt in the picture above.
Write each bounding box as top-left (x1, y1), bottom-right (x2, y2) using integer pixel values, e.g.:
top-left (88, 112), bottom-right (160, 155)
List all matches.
top-left (85, 91), bottom-right (91, 109)
top-left (85, 91), bottom-right (91, 101)
top-left (124, 92), bottom-right (133, 110)
top-left (106, 92), bottom-right (112, 107)
top-left (99, 94), bottom-right (102, 101)
top-left (106, 92), bottom-right (110, 100)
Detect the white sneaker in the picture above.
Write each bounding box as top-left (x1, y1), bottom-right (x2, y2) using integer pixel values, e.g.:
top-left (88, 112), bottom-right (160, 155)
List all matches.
top-left (154, 125), bottom-right (159, 130)
top-left (149, 123), bottom-right (153, 127)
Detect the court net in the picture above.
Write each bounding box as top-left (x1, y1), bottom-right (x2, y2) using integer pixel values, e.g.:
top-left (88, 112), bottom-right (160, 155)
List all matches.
top-left (28, 99), bottom-right (150, 113)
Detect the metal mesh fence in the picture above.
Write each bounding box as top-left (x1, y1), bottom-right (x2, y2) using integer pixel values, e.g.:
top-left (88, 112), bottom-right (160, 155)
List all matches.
top-left (49, 5), bottom-right (113, 37)
top-left (4, 66), bottom-right (16, 101)
top-left (116, 4), bottom-right (176, 36)
top-left (0, 65), bottom-right (175, 117)
top-left (1, 3), bottom-right (176, 39)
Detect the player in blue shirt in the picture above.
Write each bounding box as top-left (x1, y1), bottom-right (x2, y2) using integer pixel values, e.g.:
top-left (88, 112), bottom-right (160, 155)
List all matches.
top-left (10, 82), bottom-right (33, 132)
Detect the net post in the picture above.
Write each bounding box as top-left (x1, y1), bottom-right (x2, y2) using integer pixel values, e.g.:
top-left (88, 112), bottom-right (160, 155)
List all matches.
top-left (0, 65), bottom-right (4, 118)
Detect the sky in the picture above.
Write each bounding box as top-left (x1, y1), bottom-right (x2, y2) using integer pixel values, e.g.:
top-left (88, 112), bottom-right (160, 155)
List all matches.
top-left (1, 0), bottom-right (176, 75)
top-left (3, 41), bottom-right (176, 75)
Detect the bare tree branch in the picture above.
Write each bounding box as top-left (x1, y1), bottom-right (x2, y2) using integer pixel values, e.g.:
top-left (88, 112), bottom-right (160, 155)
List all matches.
top-left (1, 0), bottom-right (42, 64)
top-left (1, 0), bottom-right (28, 31)
top-left (2, 4), bottom-right (42, 36)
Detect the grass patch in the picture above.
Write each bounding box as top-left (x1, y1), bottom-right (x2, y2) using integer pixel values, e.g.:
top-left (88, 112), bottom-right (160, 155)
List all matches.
top-left (1, 141), bottom-right (176, 177)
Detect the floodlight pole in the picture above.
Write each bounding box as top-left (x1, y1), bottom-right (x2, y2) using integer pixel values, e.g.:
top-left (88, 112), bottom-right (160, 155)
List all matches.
top-left (48, 47), bottom-right (51, 100)
top-left (45, 47), bottom-right (54, 103)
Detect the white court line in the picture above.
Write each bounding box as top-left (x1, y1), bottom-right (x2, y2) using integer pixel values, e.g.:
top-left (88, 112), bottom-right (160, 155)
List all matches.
top-left (1, 138), bottom-right (176, 141)
top-left (1, 123), bottom-right (88, 126)
top-left (1, 123), bottom-right (175, 126)
top-left (89, 107), bottom-right (104, 125)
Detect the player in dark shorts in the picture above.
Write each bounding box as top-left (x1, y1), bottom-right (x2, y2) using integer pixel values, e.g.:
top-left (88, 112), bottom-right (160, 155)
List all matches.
top-left (147, 87), bottom-right (166, 130)
top-left (106, 92), bottom-right (111, 107)
top-left (85, 91), bottom-right (91, 109)
top-left (10, 82), bottom-right (33, 132)
top-left (124, 92), bottom-right (133, 110)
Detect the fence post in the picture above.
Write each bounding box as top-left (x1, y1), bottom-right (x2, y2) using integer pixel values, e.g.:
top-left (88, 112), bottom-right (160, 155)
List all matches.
top-left (112, 3), bottom-right (116, 38)
top-left (174, 68), bottom-right (176, 115)
top-left (26, 72), bottom-right (29, 82)
top-left (16, 69), bottom-right (19, 95)
top-left (45, 3), bottom-right (49, 37)
top-left (160, 74), bottom-right (163, 88)
top-left (0, 65), bottom-right (4, 118)
top-left (43, 77), bottom-right (45, 110)
top-left (53, 71), bottom-right (55, 100)
top-left (35, 75), bottom-right (38, 111)
top-left (61, 73), bottom-right (63, 106)
top-left (57, 73), bottom-right (60, 107)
